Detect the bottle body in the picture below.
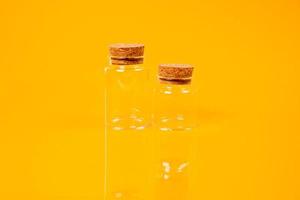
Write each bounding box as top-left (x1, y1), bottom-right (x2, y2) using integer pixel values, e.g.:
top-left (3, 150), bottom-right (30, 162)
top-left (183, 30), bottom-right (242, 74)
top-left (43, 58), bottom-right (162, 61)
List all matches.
top-left (153, 81), bottom-right (197, 200)
top-left (104, 64), bottom-right (152, 200)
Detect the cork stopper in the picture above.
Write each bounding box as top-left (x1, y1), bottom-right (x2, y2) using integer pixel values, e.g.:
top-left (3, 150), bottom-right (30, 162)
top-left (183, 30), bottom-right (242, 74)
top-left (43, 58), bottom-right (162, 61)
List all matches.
top-left (109, 43), bottom-right (144, 65)
top-left (158, 64), bottom-right (194, 84)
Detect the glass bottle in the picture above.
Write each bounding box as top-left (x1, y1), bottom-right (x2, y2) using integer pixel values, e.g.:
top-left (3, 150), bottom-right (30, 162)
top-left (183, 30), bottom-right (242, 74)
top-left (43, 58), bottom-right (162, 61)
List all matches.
top-left (153, 64), bottom-right (197, 200)
top-left (104, 44), bottom-right (152, 200)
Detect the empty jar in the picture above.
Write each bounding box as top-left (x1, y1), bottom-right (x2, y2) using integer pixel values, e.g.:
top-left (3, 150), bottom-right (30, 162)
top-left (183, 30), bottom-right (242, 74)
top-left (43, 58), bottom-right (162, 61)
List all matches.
top-left (153, 64), bottom-right (197, 200)
top-left (104, 44), bottom-right (152, 200)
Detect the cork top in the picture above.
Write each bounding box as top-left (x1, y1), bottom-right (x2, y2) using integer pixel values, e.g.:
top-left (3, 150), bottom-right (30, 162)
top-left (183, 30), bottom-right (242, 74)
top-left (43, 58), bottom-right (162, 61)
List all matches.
top-left (109, 43), bottom-right (144, 58)
top-left (158, 64), bottom-right (194, 84)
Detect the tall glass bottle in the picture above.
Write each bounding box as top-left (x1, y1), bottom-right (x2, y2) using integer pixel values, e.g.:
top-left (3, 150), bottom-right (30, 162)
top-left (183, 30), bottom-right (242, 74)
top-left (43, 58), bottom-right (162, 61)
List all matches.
top-left (104, 44), bottom-right (152, 200)
top-left (153, 64), bottom-right (197, 200)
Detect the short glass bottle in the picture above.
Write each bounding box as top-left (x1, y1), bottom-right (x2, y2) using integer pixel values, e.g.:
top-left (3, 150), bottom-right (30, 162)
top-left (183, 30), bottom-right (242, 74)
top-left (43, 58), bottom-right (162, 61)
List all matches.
top-left (153, 64), bottom-right (197, 200)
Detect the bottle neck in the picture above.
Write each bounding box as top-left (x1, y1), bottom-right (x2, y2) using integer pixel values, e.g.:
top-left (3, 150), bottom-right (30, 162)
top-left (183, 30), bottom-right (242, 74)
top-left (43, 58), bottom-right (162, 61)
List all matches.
top-left (110, 56), bottom-right (144, 65)
top-left (158, 80), bottom-right (192, 93)
top-left (159, 78), bottom-right (191, 85)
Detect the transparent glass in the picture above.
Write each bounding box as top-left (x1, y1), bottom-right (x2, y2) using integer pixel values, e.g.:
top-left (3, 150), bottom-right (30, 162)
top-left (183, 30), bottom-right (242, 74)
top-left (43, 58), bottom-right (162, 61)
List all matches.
top-left (153, 81), bottom-right (197, 200)
top-left (104, 64), bottom-right (152, 200)
top-left (153, 81), bottom-right (197, 131)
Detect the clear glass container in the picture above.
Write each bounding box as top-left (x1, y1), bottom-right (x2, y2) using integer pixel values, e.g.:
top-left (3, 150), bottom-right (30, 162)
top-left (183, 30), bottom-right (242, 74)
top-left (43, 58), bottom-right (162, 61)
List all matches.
top-left (153, 64), bottom-right (197, 200)
top-left (104, 44), bottom-right (152, 200)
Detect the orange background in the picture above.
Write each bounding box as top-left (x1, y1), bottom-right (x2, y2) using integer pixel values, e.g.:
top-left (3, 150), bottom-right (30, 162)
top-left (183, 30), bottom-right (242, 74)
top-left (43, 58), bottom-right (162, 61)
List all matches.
top-left (0, 0), bottom-right (299, 199)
